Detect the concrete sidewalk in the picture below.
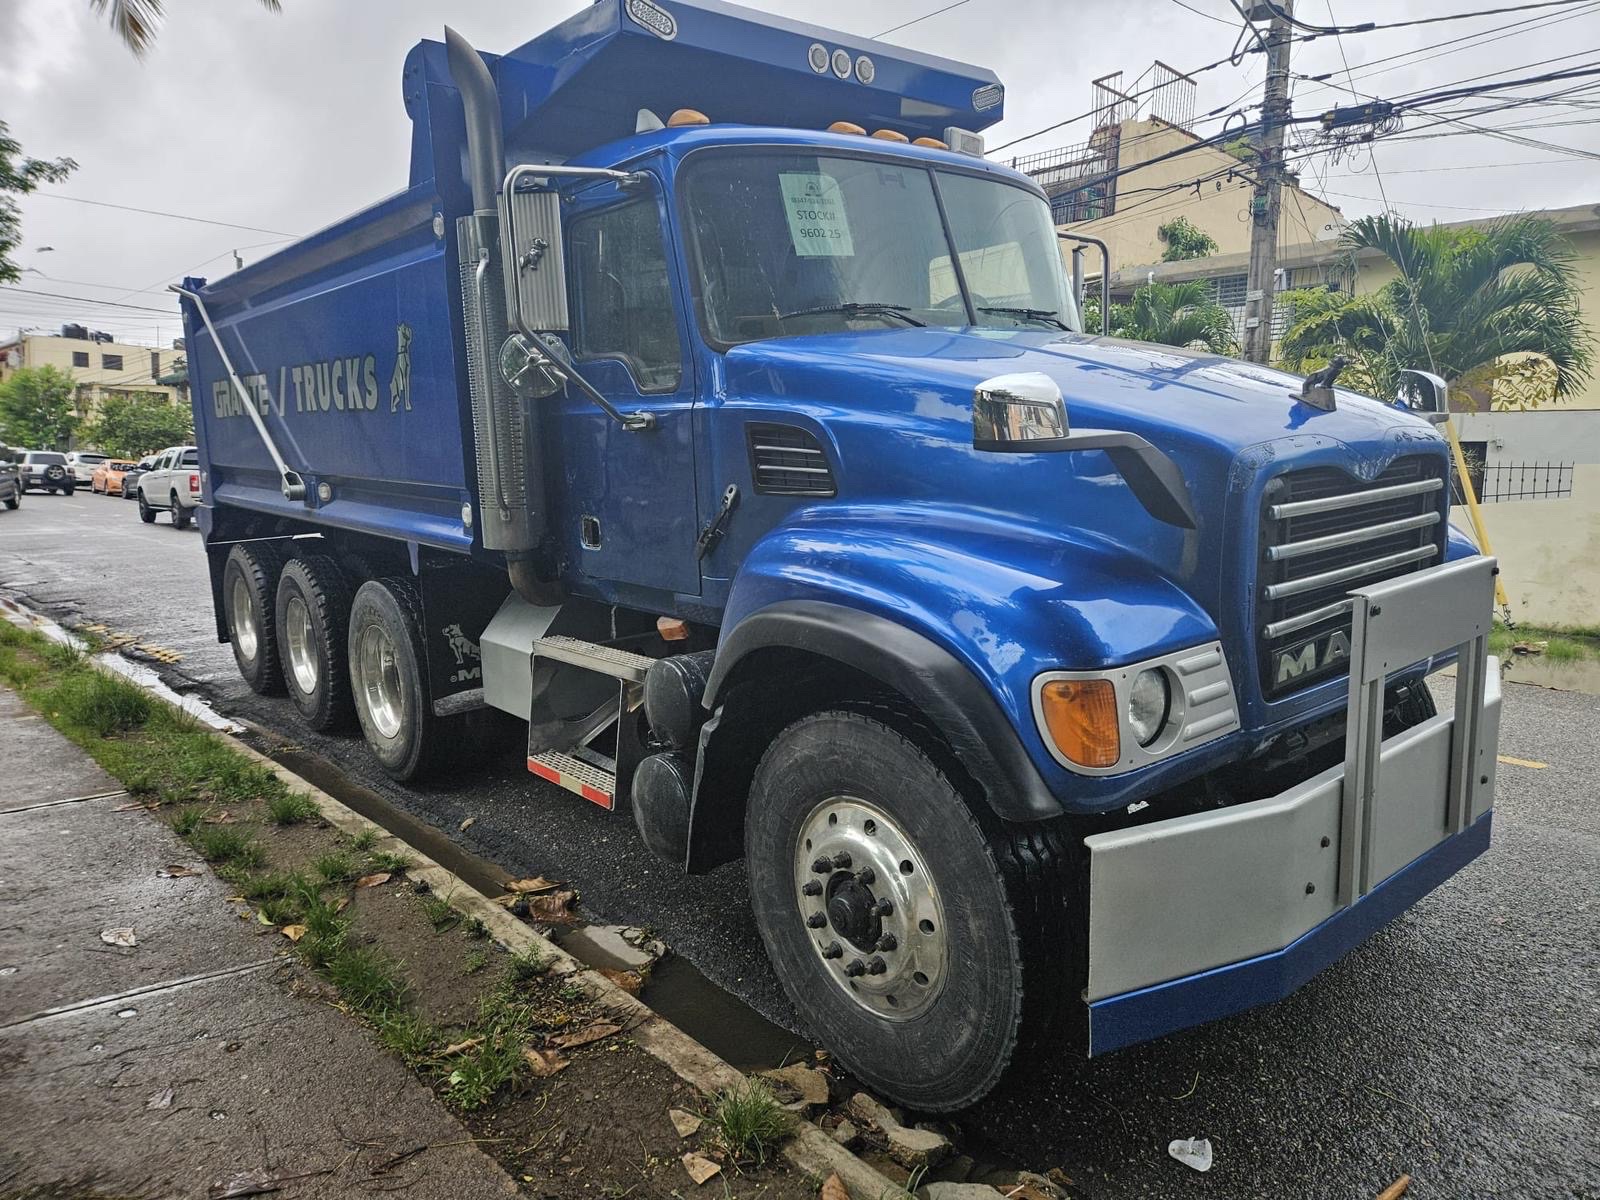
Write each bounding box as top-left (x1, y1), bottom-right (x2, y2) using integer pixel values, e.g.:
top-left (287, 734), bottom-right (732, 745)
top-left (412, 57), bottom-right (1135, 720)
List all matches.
top-left (0, 687), bottom-right (518, 1200)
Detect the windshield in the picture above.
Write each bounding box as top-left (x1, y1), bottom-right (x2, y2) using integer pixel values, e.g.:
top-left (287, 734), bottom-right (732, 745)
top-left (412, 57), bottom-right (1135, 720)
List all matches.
top-left (681, 151), bottom-right (1079, 347)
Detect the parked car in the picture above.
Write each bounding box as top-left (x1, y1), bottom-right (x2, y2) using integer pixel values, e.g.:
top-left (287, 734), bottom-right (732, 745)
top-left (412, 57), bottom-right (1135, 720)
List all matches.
top-left (91, 459), bottom-right (139, 496)
top-left (120, 456), bottom-right (155, 500)
top-left (17, 450), bottom-right (75, 494)
top-left (136, 445), bottom-right (201, 528)
top-left (65, 451), bottom-right (110, 486)
top-left (0, 449), bottom-right (20, 510)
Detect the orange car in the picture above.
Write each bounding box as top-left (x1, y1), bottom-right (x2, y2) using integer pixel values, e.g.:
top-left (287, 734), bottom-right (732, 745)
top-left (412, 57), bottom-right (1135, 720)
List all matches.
top-left (90, 459), bottom-right (139, 496)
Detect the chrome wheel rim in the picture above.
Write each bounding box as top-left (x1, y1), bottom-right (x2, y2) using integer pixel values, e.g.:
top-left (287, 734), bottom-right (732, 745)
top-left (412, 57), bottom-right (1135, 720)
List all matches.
top-left (229, 576), bottom-right (258, 662)
top-left (284, 595), bottom-right (318, 696)
top-left (356, 624), bottom-right (404, 740)
top-left (792, 796), bottom-right (948, 1022)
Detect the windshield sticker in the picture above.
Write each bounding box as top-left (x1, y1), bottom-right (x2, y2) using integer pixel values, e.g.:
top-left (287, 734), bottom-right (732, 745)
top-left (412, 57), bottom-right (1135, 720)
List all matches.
top-left (779, 172), bottom-right (854, 257)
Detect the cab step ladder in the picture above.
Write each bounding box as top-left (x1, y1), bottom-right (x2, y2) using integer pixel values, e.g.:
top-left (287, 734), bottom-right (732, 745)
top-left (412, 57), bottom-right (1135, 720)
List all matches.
top-left (525, 635), bottom-right (655, 811)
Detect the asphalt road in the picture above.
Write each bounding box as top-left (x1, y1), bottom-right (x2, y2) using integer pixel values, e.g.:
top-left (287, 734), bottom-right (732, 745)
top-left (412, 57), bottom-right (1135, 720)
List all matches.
top-left (3, 491), bottom-right (1596, 1199)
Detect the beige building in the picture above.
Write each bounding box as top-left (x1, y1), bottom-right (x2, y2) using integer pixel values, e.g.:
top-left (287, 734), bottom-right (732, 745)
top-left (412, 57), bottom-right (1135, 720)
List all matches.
top-left (0, 328), bottom-right (188, 422)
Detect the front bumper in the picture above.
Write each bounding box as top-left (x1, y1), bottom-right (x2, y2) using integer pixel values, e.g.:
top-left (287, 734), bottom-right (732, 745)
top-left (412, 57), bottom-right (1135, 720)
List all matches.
top-left (1083, 556), bottom-right (1501, 1055)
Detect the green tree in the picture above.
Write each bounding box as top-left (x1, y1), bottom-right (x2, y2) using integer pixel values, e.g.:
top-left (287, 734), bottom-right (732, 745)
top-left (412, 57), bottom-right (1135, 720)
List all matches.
top-left (0, 366), bottom-right (80, 449)
top-left (1108, 281), bottom-right (1238, 354)
top-left (90, 0), bottom-right (282, 57)
top-left (1279, 213), bottom-right (1593, 405)
top-left (1158, 217), bottom-right (1218, 263)
top-left (83, 392), bottom-right (193, 458)
top-left (1, 123), bottom-right (77, 285)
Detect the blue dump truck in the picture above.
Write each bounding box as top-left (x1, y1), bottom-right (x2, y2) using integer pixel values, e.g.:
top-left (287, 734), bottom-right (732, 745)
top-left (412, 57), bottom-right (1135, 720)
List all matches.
top-left (181, 0), bottom-right (1502, 1111)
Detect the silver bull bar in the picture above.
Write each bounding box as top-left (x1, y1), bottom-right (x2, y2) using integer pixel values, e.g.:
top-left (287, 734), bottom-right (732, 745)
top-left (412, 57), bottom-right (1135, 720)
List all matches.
top-left (1084, 556), bottom-right (1500, 1011)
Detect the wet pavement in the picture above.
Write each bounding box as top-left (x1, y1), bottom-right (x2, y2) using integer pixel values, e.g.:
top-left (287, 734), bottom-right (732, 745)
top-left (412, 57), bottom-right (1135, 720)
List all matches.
top-left (0, 688), bottom-right (518, 1199)
top-left (3, 491), bottom-right (1598, 1198)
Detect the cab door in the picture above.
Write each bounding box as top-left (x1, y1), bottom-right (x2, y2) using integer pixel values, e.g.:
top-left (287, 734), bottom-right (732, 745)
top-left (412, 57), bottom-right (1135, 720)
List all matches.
top-left (555, 181), bottom-right (701, 598)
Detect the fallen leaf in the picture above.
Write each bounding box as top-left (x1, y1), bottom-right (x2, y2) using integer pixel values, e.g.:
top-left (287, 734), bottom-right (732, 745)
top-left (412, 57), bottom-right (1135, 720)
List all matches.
top-left (819, 1173), bottom-right (849, 1200)
top-left (551, 1020), bottom-right (621, 1049)
top-left (682, 1152), bottom-right (721, 1186)
top-left (146, 1087), bottom-right (174, 1110)
top-left (255, 910), bottom-right (275, 926)
top-left (280, 924), bottom-right (306, 942)
top-left (504, 876), bottom-right (561, 894)
top-left (100, 927), bottom-right (136, 947)
top-left (158, 864), bottom-right (201, 878)
top-left (523, 1046), bottom-right (570, 1078)
top-left (355, 872), bottom-right (391, 889)
top-left (332, 896), bottom-right (350, 913)
top-left (112, 801), bottom-right (159, 812)
top-left (668, 1108), bottom-right (703, 1139)
top-left (439, 1037), bottom-right (485, 1056)
top-left (207, 1169), bottom-right (284, 1199)
top-left (1376, 1175), bottom-right (1412, 1200)
top-left (490, 894), bottom-right (519, 908)
top-left (203, 811), bottom-right (235, 824)
top-left (598, 967), bottom-right (643, 996)
top-left (529, 890), bottom-right (578, 922)
top-left (459, 817), bottom-right (476, 832)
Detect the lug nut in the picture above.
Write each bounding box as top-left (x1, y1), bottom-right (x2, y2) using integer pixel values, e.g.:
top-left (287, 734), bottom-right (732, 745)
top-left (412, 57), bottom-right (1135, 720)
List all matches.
top-left (807, 913), bottom-right (828, 929)
top-left (831, 852), bottom-right (853, 869)
top-left (874, 899), bottom-right (894, 917)
top-left (821, 941), bottom-right (843, 960)
top-left (812, 857), bottom-right (833, 874)
top-left (858, 867), bottom-right (875, 885)
top-left (866, 956), bottom-right (887, 975)
top-left (802, 880), bottom-right (823, 896)
top-left (844, 959), bottom-right (867, 978)
top-left (876, 933), bottom-right (898, 952)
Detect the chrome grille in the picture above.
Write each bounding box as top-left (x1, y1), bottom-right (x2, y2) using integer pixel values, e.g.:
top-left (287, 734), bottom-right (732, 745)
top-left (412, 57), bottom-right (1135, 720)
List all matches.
top-left (1258, 457), bottom-right (1447, 696)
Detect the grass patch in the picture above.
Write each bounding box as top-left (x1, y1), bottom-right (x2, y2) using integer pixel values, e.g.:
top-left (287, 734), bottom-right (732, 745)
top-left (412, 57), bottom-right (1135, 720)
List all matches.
top-left (188, 825), bottom-right (264, 869)
top-left (366, 849), bottom-right (413, 875)
top-left (349, 828), bottom-right (379, 852)
top-left (169, 805), bottom-right (206, 837)
top-left (326, 944), bottom-right (407, 1017)
top-left (441, 1036), bottom-right (526, 1111)
top-left (710, 1080), bottom-right (791, 1165)
top-left (464, 916), bottom-right (489, 940)
top-left (463, 948), bottom-right (492, 976)
top-left (266, 791), bottom-right (320, 826)
top-left (50, 670), bottom-right (151, 737)
top-left (420, 891), bottom-right (459, 932)
top-left (506, 945), bottom-right (549, 983)
top-left (312, 851), bottom-right (359, 884)
top-left (298, 893), bottom-right (349, 969)
top-left (375, 1010), bottom-right (438, 1064)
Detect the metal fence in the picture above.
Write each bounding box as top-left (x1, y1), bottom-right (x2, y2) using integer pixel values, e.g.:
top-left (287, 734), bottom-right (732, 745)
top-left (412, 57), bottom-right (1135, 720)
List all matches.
top-left (1460, 461), bottom-right (1574, 504)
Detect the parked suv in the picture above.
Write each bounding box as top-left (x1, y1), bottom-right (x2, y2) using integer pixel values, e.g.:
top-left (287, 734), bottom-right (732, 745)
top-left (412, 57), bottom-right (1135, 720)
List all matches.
top-left (136, 445), bottom-right (201, 528)
top-left (65, 451), bottom-right (110, 485)
top-left (0, 449), bottom-right (20, 510)
top-left (17, 450), bottom-right (75, 494)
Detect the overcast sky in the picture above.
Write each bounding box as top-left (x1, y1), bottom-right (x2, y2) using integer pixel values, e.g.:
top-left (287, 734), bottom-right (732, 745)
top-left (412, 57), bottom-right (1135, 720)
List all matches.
top-left (3, 0), bottom-right (1597, 346)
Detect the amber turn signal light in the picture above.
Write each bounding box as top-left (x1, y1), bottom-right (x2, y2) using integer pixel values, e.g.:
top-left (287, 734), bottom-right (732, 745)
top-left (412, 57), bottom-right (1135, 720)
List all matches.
top-left (1038, 678), bottom-right (1120, 768)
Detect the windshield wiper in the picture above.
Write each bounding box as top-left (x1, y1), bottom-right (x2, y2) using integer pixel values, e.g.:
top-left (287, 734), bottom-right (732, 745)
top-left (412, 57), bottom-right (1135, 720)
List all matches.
top-left (977, 306), bottom-right (1071, 331)
top-left (778, 301), bottom-right (927, 328)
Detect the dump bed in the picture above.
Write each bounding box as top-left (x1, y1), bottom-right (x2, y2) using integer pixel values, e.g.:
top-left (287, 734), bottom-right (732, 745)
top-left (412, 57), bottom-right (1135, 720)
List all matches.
top-left (181, 0), bottom-right (1005, 556)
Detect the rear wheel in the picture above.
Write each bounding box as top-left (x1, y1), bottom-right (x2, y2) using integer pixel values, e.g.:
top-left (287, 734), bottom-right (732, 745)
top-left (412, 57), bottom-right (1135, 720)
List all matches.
top-left (170, 493), bottom-right (192, 530)
top-left (138, 489), bottom-right (156, 523)
top-left (223, 544), bottom-right (286, 694)
top-left (275, 555), bottom-right (354, 730)
top-left (4, 490), bottom-right (18, 510)
top-left (746, 710), bottom-right (1026, 1112)
top-left (348, 578), bottom-right (440, 781)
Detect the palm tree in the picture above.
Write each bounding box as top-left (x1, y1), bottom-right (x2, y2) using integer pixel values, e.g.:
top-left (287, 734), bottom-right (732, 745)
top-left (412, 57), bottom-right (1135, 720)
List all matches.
top-left (90, 0), bottom-right (281, 57)
top-left (1107, 281), bottom-right (1238, 354)
top-left (1279, 213), bottom-right (1593, 405)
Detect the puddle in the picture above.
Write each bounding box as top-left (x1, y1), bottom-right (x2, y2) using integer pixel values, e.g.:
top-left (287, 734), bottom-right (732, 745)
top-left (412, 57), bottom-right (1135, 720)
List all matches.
top-left (240, 726), bottom-right (806, 1072)
top-left (1498, 653), bottom-right (1600, 695)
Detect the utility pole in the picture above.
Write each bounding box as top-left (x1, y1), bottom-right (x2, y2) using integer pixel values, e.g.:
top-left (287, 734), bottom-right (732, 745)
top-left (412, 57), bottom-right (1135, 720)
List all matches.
top-left (1242, 0), bottom-right (1293, 364)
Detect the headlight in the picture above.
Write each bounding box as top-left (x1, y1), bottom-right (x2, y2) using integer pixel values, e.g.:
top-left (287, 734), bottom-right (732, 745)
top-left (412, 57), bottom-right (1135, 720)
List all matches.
top-left (1127, 668), bottom-right (1171, 747)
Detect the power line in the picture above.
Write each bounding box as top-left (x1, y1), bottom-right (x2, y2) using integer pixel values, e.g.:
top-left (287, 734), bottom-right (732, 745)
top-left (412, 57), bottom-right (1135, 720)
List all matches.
top-left (872, 0), bottom-right (971, 39)
top-left (1271, 0), bottom-right (1592, 36)
top-left (27, 193), bottom-right (300, 238)
top-left (0, 287), bottom-right (177, 315)
top-left (1166, 0), bottom-right (1240, 27)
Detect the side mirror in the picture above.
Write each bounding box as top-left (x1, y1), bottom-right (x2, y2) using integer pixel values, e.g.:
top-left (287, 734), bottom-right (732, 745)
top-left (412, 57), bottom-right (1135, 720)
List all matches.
top-left (1397, 369), bottom-right (1450, 423)
top-left (499, 178), bottom-right (569, 335)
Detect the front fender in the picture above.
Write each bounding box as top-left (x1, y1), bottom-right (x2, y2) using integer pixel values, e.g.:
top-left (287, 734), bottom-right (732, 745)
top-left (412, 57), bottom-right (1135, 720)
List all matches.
top-left (716, 504), bottom-right (1225, 814)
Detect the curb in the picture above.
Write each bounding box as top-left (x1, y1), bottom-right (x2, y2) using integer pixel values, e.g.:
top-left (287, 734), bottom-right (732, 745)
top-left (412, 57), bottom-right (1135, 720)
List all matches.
top-left (1, 596), bottom-right (899, 1200)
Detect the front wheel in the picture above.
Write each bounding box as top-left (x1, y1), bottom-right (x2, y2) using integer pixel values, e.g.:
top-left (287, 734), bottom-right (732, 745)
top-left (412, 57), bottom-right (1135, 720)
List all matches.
top-left (746, 710), bottom-right (1025, 1112)
top-left (4, 491), bottom-right (18, 510)
top-left (137, 490), bottom-right (156, 523)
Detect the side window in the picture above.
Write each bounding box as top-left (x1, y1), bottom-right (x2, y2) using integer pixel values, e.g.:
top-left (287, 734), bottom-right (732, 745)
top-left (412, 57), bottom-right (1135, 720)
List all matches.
top-left (568, 199), bottom-right (682, 393)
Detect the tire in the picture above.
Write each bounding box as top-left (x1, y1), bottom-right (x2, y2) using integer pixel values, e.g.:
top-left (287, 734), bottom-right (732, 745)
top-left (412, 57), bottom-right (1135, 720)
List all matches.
top-left (222, 544), bottom-right (287, 695)
top-left (138, 489), bottom-right (156, 523)
top-left (745, 710), bottom-right (1026, 1112)
top-left (4, 491), bottom-right (17, 510)
top-left (171, 493), bottom-right (192, 530)
top-left (62, 481), bottom-right (75, 495)
top-left (348, 578), bottom-right (441, 781)
top-left (275, 555), bottom-right (355, 731)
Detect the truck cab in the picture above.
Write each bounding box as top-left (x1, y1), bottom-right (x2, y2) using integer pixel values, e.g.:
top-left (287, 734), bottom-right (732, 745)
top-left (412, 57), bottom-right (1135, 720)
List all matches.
top-left (179, 0), bottom-right (1501, 1114)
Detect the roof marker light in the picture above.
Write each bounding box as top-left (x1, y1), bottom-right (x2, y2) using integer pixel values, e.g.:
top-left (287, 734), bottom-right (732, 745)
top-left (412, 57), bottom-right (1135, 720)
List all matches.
top-left (914, 137), bottom-right (949, 150)
top-left (828, 121), bottom-right (867, 136)
top-left (871, 129), bottom-right (909, 143)
top-left (667, 108), bottom-right (710, 127)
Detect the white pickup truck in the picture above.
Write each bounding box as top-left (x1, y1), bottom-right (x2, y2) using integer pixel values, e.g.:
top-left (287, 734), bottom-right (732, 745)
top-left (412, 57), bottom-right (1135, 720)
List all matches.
top-left (136, 445), bottom-right (201, 529)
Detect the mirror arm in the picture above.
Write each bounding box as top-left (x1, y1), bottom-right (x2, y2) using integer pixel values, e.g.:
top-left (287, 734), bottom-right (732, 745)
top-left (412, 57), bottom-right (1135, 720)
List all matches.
top-left (1058, 231), bottom-right (1111, 335)
top-left (522, 334), bottom-right (656, 432)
